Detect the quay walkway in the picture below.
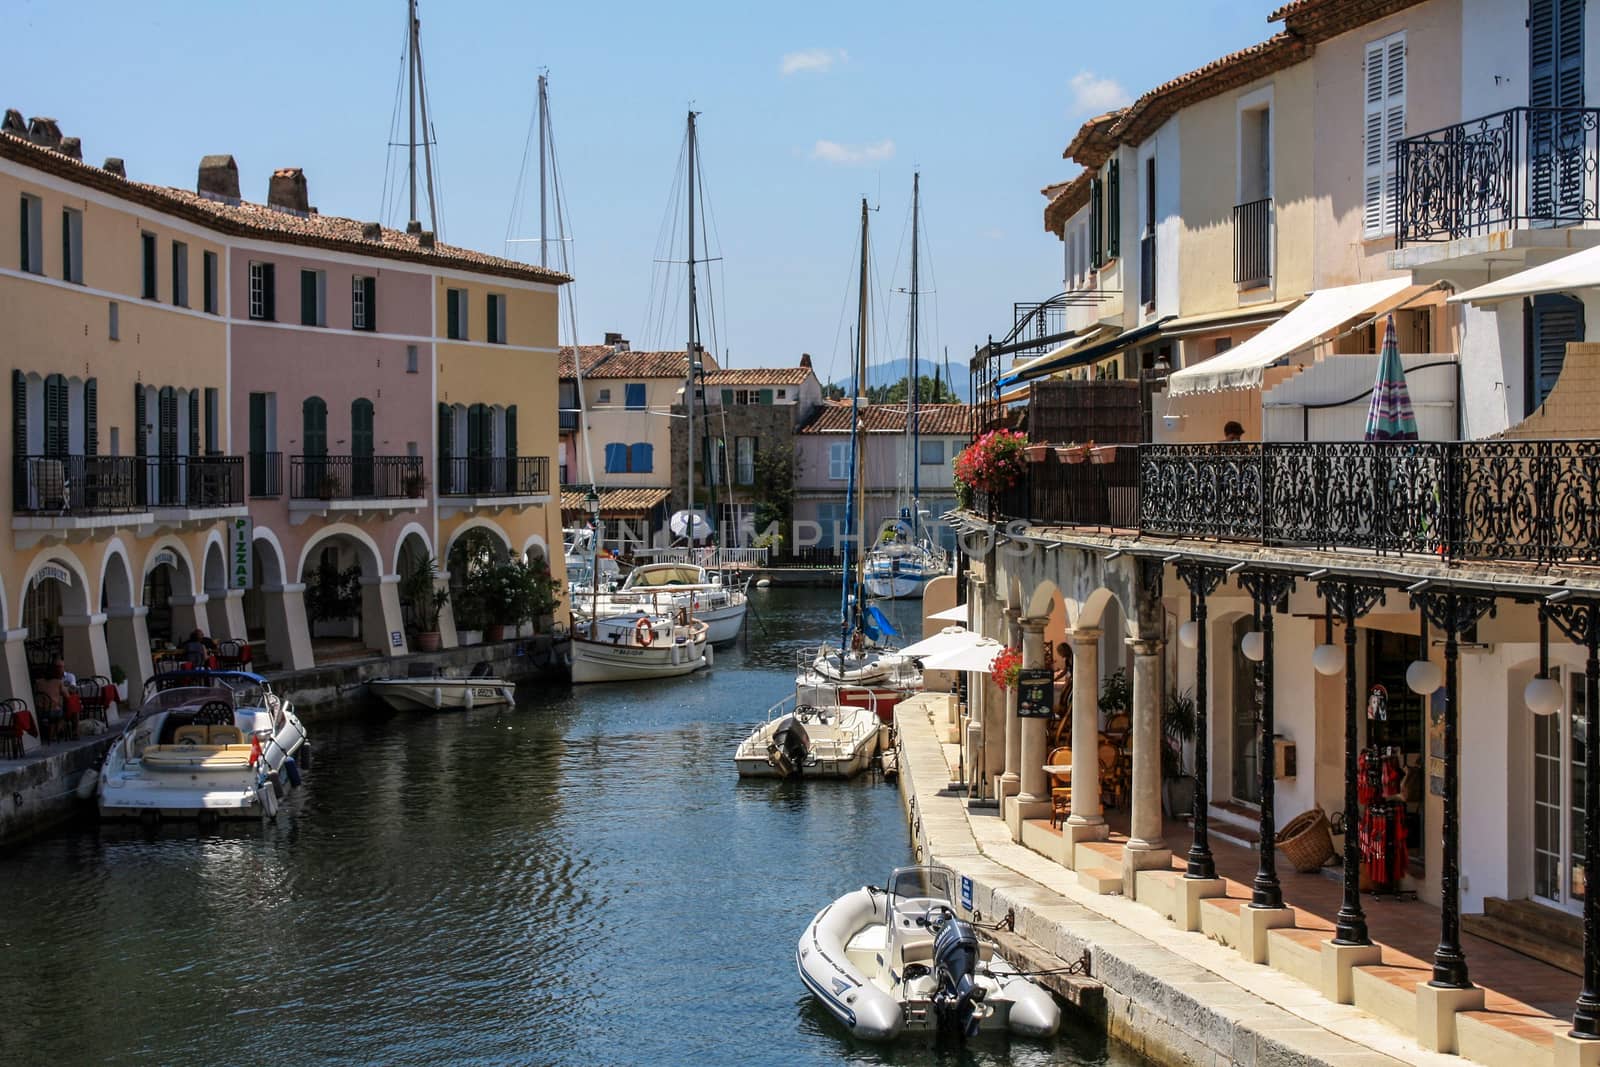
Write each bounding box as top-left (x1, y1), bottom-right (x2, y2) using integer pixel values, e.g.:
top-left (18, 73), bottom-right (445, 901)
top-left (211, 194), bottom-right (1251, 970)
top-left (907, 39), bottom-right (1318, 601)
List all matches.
top-left (895, 692), bottom-right (1583, 1067)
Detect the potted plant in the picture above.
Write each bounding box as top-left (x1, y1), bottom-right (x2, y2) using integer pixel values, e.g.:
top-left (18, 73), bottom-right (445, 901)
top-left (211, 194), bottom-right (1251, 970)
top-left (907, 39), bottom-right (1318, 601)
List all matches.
top-left (403, 470), bottom-right (427, 498)
top-left (400, 555), bottom-right (449, 652)
top-left (316, 473), bottom-right (342, 500)
top-left (988, 646), bottom-right (1022, 690)
top-left (1098, 668), bottom-right (1131, 726)
top-left (452, 588), bottom-right (485, 645)
top-left (306, 559), bottom-right (362, 638)
top-left (1162, 688), bottom-right (1199, 818)
top-left (110, 664), bottom-right (128, 704)
top-left (1024, 442), bottom-right (1052, 463)
top-left (953, 429), bottom-right (1029, 518)
top-left (1089, 442), bottom-right (1117, 464)
top-left (471, 559), bottom-right (562, 640)
top-left (1057, 442), bottom-right (1089, 464)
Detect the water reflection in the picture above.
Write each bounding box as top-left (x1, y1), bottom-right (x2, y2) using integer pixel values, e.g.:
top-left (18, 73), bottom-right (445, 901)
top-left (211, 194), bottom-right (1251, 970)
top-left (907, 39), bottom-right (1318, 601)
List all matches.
top-left (0, 589), bottom-right (1137, 1066)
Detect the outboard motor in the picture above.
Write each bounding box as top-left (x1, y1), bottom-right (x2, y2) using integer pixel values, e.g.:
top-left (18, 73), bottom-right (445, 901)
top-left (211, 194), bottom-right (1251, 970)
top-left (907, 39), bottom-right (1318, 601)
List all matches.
top-left (766, 715), bottom-right (811, 778)
top-left (931, 912), bottom-right (985, 1038)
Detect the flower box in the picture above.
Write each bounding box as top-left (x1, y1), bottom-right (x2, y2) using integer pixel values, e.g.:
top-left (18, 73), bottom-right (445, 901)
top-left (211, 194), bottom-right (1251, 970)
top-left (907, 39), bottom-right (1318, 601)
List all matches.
top-left (1090, 445), bottom-right (1118, 464)
top-left (1056, 444), bottom-right (1089, 464)
top-left (1024, 444), bottom-right (1052, 463)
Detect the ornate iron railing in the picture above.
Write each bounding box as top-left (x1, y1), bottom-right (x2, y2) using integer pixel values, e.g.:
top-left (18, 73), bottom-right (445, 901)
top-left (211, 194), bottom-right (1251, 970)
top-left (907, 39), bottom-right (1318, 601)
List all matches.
top-left (290, 454), bottom-right (424, 500)
top-left (1396, 106), bottom-right (1600, 247)
top-left (437, 455), bottom-right (550, 497)
top-left (249, 451), bottom-right (282, 498)
top-left (1233, 197), bottom-right (1272, 287)
top-left (13, 455), bottom-right (245, 513)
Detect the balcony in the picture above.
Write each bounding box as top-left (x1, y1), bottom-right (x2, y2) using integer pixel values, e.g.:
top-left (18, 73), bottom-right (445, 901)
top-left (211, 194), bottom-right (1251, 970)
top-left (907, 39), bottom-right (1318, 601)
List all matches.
top-left (249, 451), bottom-right (283, 498)
top-left (436, 456), bottom-right (551, 518)
top-left (287, 454), bottom-right (426, 525)
top-left (973, 440), bottom-right (1600, 567)
top-left (1394, 107), bottom-right (1600, 270)
top-left (1233, 197), bottom-right (1273, 289)
top-left (12, 454), bottom-right (245, 546)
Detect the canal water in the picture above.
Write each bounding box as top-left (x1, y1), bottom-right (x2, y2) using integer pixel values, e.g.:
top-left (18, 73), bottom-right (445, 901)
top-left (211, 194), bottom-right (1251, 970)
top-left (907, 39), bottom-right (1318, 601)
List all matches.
top-left (1, 588), bottom-right (1139, 1067)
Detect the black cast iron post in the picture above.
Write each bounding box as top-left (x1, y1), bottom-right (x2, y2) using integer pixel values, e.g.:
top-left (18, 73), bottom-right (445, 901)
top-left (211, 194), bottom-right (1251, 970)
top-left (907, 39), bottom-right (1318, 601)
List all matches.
top-left (1176, 560), bottom-right (1226, 880)
top-left (1548, 599), bottom-right (1600, 1039)
top-left (1410, 586), bottom-right (1496, 990)
top-left (1318, 577), bottom-right (1388, 947)
top-left (1238, 569), bottom-right (1296, 910)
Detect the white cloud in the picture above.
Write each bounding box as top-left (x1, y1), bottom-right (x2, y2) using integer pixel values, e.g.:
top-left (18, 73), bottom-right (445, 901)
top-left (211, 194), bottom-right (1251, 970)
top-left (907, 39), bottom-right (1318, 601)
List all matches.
top-left (810, 139), bottom-right (896, 165)
top-left (782, 48), bottom-right (847, 76)
top-left (1067, 70), bottom-right (1131, 115)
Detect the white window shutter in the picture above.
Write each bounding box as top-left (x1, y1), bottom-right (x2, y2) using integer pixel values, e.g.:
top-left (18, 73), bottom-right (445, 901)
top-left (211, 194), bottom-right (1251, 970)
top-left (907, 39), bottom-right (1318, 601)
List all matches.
top-left (1362, 33), bottom-right (1406, 239)
top-left (1362, 40), bottom-right (1386, 237)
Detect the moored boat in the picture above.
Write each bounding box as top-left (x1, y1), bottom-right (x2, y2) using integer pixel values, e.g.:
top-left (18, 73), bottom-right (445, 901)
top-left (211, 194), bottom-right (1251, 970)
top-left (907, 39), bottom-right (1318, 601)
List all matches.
top-left (368, 666), bottom-right (515, 711)
top-left (598, 563), bottom-right (748, 646)
top-left (570, 609), bottom-right (710, 684)
top-left (97, 670), bottom-right (308, 821)
top-left (797, 864), bottom-right (1061, 1041)
top-left (797, 645), bottom-right (922, 724)
top-left (734, 694), bottom-right (882, 779)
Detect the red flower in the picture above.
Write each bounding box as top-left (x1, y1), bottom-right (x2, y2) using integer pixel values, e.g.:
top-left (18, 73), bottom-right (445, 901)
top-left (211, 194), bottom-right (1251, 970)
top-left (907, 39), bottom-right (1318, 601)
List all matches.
top-left (989, 647), bottom-right (1022, 690)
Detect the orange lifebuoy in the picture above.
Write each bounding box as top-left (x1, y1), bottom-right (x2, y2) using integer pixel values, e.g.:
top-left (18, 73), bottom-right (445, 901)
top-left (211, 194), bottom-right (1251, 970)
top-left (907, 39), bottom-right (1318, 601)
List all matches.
top-left (635, 617), bottom-right (655, 646)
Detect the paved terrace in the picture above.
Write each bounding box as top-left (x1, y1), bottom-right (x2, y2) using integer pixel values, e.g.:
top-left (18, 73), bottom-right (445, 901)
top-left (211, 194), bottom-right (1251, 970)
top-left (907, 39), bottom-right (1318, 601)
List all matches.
top-left (896, 692), bottom-right (1588, 1067)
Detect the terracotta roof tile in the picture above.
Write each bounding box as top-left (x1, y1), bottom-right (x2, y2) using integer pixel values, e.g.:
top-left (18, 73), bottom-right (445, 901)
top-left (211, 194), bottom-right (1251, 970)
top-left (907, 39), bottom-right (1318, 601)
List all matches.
top-left (799, 402), bottom-right (974, 436)
top-left (701, 367), bottom-right (816, 387)
top-left (1044, 171), bottom-right (1091, 236)
top-left (560, 487), bottom-right (671, 515)
top-left (1062, 109), bottom-right (1124, 167)
top-left (558, 345), bottom-right (613, 378)
top-left (1269, 0), bottom-right (1432, 43)
top-left (0, 132), bottom-right (570, 286)
top-left (1108, 34), bottom-right (1310, 146)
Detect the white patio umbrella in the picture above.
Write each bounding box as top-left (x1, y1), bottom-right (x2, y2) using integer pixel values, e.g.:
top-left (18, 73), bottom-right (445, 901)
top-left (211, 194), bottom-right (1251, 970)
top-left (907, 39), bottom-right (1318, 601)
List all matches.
top-left (927, 604), bottom-right (970, 623)
top-left (899, 626), bottom-right (979, 658)
top-left (920, 638), bottom-right (1007, 673)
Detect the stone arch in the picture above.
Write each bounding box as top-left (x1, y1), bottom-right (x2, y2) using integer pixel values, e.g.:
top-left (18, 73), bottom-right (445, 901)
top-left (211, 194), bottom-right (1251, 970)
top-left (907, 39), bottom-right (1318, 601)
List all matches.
top-left (252, 526), bottom-right (289, 588)
top-left (521, 533), bottom-right (550, 564)
top-left (140, 536), bottom-right (198, 597)
top-left (297, 523), bottom-right (396, 661)
top-left (391, 521), bottom-right (435, 575)
top-left (442, 517), bottom-right (512, 568)
top-left (296, 522), bottom-right (384, 579)
top-left (201, 532), bottom-right (228, 596)
top-left (141, 536), bottom-right (200, 647)
top-left (99, 540), bottom-right (137, 611)
top-left (21, 548), bottom-right (93, 621)
top-left (1076, 586), bottom-right (1123, 632)
top-left (1026, 579), bottom-right (1062, 621)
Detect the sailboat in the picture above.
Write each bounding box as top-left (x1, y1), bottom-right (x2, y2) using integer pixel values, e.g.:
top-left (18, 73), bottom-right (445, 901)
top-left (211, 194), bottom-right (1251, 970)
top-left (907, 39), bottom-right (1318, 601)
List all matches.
top-left (865, 173), bottom-right (949, 600)
top-left (518, 81), bottom-right (710, 684)
top-left (794, 199), bottom-right (923, 722)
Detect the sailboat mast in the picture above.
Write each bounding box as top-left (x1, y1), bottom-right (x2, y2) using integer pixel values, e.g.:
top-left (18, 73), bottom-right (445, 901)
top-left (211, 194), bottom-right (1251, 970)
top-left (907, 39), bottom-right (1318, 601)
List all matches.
top-left (537, 73), bottom-right (548, 269)
top-left (685, 111), bottom-right (699, 535)
top-left (910, 172), bottom-right (921, 510)
top-left (406, 0), bottom-right (418, 228)
top-left (854, 197), bottom-right (870, 628)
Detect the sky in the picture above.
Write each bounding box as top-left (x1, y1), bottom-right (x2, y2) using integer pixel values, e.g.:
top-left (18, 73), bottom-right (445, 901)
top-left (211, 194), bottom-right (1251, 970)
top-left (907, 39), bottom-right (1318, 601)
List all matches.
top-left (4, 0), bottom-right (1281, 390)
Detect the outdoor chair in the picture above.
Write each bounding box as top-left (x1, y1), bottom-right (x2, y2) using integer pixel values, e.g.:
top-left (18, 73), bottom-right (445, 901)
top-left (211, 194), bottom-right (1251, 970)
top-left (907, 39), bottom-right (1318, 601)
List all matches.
top-left (1048, 745), bottom-right (1073, 828)
top-left (216, 639), bottom-right (244, 669)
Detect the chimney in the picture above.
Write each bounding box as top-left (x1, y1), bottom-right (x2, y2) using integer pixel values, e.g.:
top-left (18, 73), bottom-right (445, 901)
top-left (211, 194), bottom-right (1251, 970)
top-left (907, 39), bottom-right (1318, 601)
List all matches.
top-left (1, 110), bottom-right (24, 136)
top-left (361, 221), bottom-right (382, 240)
top-left (405, 220), bottom-right (422, 235)
top-left (267, 167), bottom-right (309, 213)
top-left (604, 332), bottom-right (630, 352)
top-left (26, 117), bottom-right (62, 149)
top-left (799, 352), bottom-right (812, 369)
top-left (417, 230), bottom-right (435, 249)
top-left (197, 155), bottom-right (239, 200)
top-left (102, 157), bottom-right (126, 178)
top-left (58, 136), bottom-right (81, 161)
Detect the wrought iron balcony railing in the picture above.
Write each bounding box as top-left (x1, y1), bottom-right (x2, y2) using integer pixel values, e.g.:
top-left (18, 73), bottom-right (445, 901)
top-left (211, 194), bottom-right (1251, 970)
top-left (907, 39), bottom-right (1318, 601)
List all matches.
top-left (249, 451), bottom-right (282, 498)
top-left (13, 454), bottom-right (244, 514)
top-left (1396, 106), bottom-right (1600, 247)
top-left (437, 455), bottom-right (550, 497)
top-left (1233, 197), bottom-right (1273, 287)
top-left (289, 454), bottom-right (424, 500)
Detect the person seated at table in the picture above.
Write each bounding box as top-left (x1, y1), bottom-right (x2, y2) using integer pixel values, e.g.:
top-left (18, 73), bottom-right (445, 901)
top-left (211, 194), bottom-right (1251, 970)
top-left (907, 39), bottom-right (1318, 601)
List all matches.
top-left (182, 629), bottom-right (216, 666)
top-left (52, 656), bottom-right (76, 687)
top-left (34, 663), bottom-right (66, 742)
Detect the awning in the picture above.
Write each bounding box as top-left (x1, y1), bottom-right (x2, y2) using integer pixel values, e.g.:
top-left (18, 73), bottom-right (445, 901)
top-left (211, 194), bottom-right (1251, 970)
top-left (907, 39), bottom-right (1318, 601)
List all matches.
top-left (1157, 297), bottom-right (1301, 338)
top-left (927, 603), bottom-right (970, 623)
top-left (1004, 325), bottom-right (1110, 381)
top-left (999, 318), bottom-right (1170, 388)
top-left (899, 627), bottom-right (978, 658)
top-left (1165, 277), bottom-right (1415, 396)
top-left (920, 637), bottom-right (1006, 673)
top-left (1448, 243), bottom-right (1600, 305)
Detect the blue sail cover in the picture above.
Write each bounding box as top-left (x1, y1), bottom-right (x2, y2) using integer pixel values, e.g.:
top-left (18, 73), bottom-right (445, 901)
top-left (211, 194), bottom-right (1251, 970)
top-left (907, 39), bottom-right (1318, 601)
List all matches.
top-left (865, 605), bottom-right (899, 641)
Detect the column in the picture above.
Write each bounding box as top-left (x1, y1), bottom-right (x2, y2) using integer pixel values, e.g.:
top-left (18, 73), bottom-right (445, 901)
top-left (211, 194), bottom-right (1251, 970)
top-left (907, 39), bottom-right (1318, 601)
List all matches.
top-left (1016, 617), bottom-right (1050, 806)
top-left (205, 588), bottom-right (249, 643)
top-left (262, 582), bottom-right (315, 671)
top-left (1067, 627), bottom-right (1103, 828)
top-left (0, 628), bottom-right (32, 704)
top-left (1572, 609), bottom-right (1600, 1039)
top-left (436, 572), bottom-right (461, 649)
top-left (168, 593), bottom-right (210, 641)
top-left (59, 612), bottom-right (112, 679)
top-left (1126, 637), bottom-right (1166, 852)
top-left (999, 607), bottom-right (1022, 802)
top-left (104, 605), bottom-right (154, 696)
top-left (360, 574), bottom-right (407, 658)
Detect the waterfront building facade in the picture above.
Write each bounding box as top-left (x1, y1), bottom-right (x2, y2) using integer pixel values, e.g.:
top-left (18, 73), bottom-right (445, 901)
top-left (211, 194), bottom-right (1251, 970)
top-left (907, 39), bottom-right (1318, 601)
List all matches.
top-left (958, 0), bottom-right (1600, 1061)
top-left (0, 114), bottom-right (566, 697)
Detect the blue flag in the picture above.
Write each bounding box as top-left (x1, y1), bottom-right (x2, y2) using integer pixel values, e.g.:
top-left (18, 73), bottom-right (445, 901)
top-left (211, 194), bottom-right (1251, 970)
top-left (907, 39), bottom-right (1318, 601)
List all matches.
top-left (865, 605), bottom-right (899, 640)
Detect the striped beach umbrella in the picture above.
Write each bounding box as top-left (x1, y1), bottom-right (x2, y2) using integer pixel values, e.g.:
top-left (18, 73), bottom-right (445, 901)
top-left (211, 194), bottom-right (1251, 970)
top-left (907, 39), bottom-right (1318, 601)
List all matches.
top-left (1364, 314), bottom-right (1418, 442)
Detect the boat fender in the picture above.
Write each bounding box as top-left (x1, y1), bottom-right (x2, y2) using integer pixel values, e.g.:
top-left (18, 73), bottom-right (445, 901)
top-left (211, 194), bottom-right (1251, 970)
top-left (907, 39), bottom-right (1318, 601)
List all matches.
top-left (705, 644), bottom-right (713, 668)
top-left (257, 779), bottom-right (279, 819)
top-left (297, 742), bottom-right (313, 771)
top-left (283, 756), bottom-right (302, 788)
top-left (76, 769), bottom-right (99, 800)
top-left (464, 685), bottom-right (475, 711)
top-left (432, 687), bottom-right (443, 709)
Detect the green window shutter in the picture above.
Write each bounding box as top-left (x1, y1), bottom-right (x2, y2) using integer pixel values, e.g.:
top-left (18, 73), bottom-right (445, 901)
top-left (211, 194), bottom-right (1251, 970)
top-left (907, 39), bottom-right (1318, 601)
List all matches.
top-left (1107, 159), bottom-right (1121, 258)
top-left (262, 264), bottom-right (276, 320)
top-left (301, 270), bottom-right (317, 326)
top-left (351, 399), bottom-right (374, 458)
top-left (18, 198), bottom-right (26, 272)
top-left (363, 276), bottom-right (377, 331)
top-left (302, 396), bottom-right (326, 457)
top-left (1090, 177), bottom-right (1103, 269)
top-left (447, 291), bottom-right (460, 339)
top-left (43, 374), bottom-right (68, 456)
top-left (158, 386), bottom-right (178, 457)
top-left (758, 388), bottom-right (774, 405)
top-left (83, 378), bottom-right (97, 456)
top-left (13, 370), bottom-right (27, 458)
top-left (505, 405), bottom-right (517, 460)
top-left (437, 403), bottom-right (452, 461)
top-left (721, 389), bottom-right (734, 406)
top-left (188, 390), bottom-right (201, 455)
top-left (134, 385), bottom-right (147, 457)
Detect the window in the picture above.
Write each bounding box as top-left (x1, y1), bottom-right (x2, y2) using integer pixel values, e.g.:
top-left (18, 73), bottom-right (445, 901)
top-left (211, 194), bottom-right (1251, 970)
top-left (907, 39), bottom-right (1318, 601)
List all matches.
top-left (828, 441), bottom-right (851, 480)
top-left (108, 301), bottom-right (119, 341)
top-left (1107, 157), bottom-right (1121, 258)
top-left (446, 288), bottom-right (468, 339)
top-left (352, 275), bottom-right (376, 331)
top-left (1214, 337), bottom-right (1234, 355)
top-left (171, 241), bottom-right (189, 307)
top-left (1140, 156), bottom-right (1157, 308)
top-left (597, 387), bottom-right (612, 405)
top-left (406, 344), bottom-right (419, 373)
top-left (624, 383), bottom-right (646, 410)
top-left (603, 443), bottom-right (627, 473)
top-left (249, 261), bottom-right (275, 320)
top-left (777, 389), bottom-right (788, 400)
top-left (629, 442), bottom-right (653, 473)
top-left (300, 269), bottom-right (326, 326)
top-left (736, 436), bottom-right (756, 485)
top-left (734, 389), bottom-right (750, 406)
top-left (1529, 292), bottom-right (1586, 413)
top-left (816, 501), bottom-right (848, 550)
top-left (1089, 175), bottom-right (1103, 269)
top-left (141, 231), bottom-right (157, 299)
top-left (1363, 31), bottom-right (1406, 238)
top-left (61, 208), bottom-right (82, 283)
top-left (203, 251), bottom-right (218, 313)
top-left (703, 437), bottom-right (725, 485)
top-left (204, 387), bottom-right (219, 454)
top-left (919, 439), bottom-right (945, 465)
top-left (487, 293), bottom-right (507, 343)
top-left (19, 194), bottom-right (42, 274)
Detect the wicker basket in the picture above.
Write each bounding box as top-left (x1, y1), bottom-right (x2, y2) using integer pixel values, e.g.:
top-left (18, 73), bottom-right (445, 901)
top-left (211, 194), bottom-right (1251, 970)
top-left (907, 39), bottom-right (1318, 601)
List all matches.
top-left (1276, 806), bottom-right (1334, 872)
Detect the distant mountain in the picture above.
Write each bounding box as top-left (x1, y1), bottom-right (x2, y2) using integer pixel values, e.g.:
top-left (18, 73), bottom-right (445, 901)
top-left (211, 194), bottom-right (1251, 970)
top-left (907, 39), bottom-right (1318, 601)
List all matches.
top-left (829, 358), bottom-right (967, 401)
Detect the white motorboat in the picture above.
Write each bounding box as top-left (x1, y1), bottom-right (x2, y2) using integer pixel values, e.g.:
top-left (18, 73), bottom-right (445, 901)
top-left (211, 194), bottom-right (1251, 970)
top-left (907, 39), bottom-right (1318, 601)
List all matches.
top-left (368, 666), bottom-right (515, 711)
top-left (570, 609), bottom-right (710, 684)
top-left (797, 645), bottom-right (923, 725)
top-left (864, 541), bottom-right (946, 600)
top-left (97, 670), bottom-right (309, 821)
top-left (603, 563), bottom-right (748, 646)
top-left (797, 864), bottom-right (1061, 1041)
top-left (734, 694), bottom-right (883, 779)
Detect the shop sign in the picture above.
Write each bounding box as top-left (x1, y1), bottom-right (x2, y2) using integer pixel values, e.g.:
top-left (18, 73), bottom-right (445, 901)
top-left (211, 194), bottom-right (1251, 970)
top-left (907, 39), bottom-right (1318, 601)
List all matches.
top-left (36, 563), bottom-right (71, 587)
top-left (151, 549), bottom-right (179, 571)
top-left (1017, 668), bottom-right (1053, 718)
top-left (229, 517), bottom-right (254, 589)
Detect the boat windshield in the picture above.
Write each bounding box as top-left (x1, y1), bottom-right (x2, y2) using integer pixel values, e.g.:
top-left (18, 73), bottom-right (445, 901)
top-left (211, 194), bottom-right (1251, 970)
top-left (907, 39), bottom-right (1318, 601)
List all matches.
top-left (887, 865), bottom-right (955, 909)
top-left (138, 685), bottom-right (239, 716)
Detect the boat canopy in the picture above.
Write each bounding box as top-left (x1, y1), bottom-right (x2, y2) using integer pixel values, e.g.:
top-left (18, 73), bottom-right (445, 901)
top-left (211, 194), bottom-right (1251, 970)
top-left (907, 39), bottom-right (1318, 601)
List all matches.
top-left (624, 564), bottom-right (705, 587)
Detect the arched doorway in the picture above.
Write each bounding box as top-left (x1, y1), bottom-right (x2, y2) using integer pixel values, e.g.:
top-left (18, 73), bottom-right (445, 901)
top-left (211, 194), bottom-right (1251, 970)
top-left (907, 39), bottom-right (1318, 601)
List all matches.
top-left (201, 537), bottom-right (243, 643)
top-left (444, 526), bottom-right (509, 639)
top-left (298, 527), bottom-right (396, 664)
top-left (22, 555), bottom-right (101, 688)
top-left (101, 547), bottom-right (150, 697)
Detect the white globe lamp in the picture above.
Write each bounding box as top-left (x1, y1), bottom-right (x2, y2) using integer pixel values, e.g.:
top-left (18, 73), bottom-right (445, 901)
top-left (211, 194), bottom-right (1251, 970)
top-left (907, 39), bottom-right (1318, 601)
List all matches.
top-left (1525, 675), bottom-right (1563, 717)
top-left (1312, 644), bottom-right (1344, 676)
top-left (1240, 631), bottom-right (1265, 662)
top-left (1406, 659), bottom-right (1443, 695)
top-left (1178, 621), bottom-right (1199, 649)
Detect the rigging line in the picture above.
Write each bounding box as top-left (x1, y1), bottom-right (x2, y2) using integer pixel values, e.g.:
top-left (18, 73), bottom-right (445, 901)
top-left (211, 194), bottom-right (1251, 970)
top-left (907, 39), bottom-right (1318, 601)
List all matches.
top-left (378, 23), bottom-right (410, 228)
top-left (643, 129), bottom-right (690, 348)
top-left (825, 216), bottom-right (866, 390)
top-left (502, 77), bottom-right (544, 256)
